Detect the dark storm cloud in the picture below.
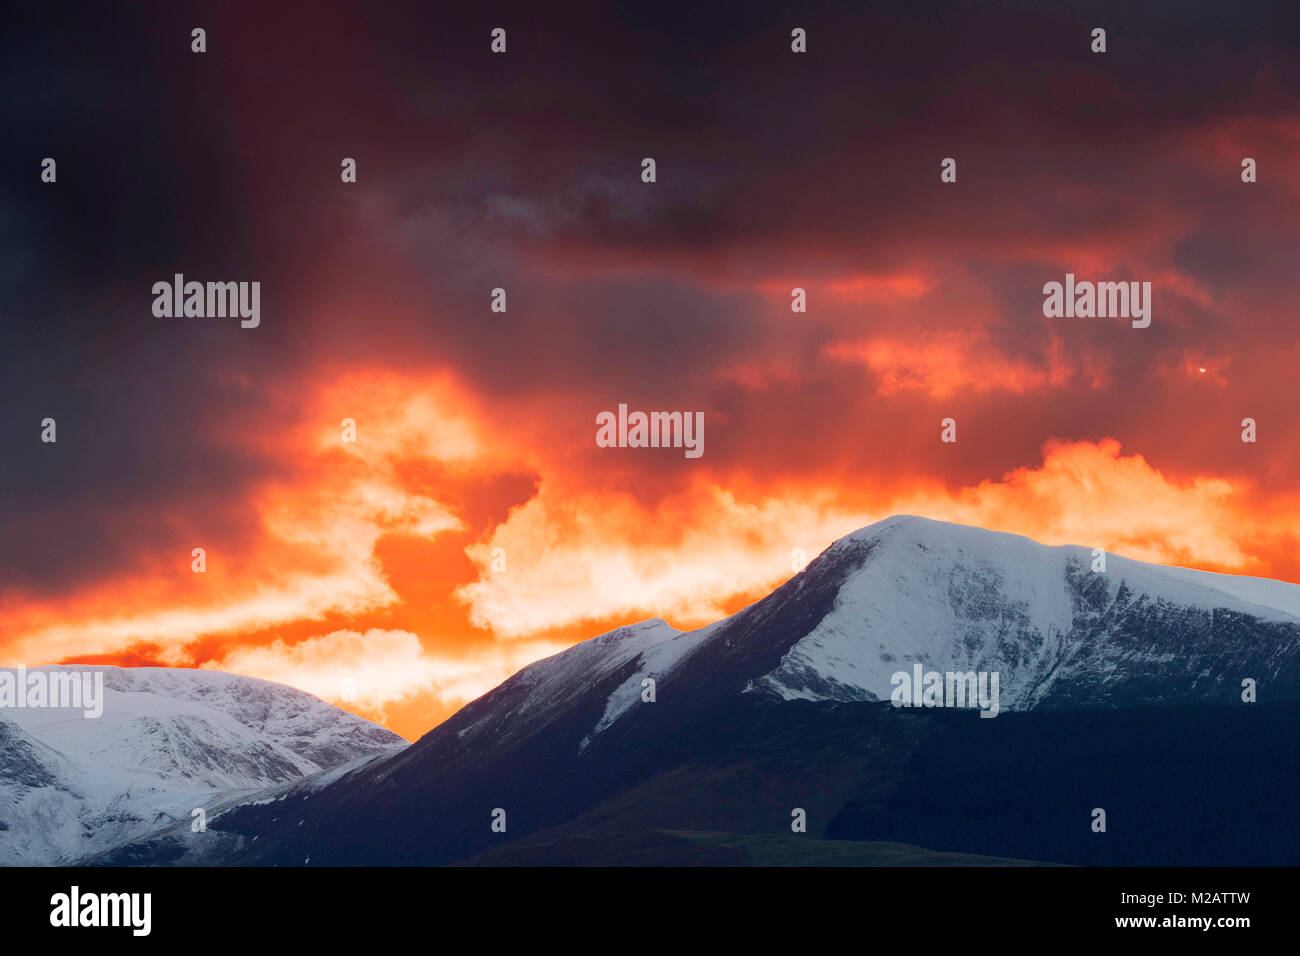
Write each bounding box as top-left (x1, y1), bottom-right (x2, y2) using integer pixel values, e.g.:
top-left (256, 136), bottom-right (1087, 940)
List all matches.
top-left (3, 0), bottom-right (1300, 598)
top-left (0, 2), bottom-right (294, 593)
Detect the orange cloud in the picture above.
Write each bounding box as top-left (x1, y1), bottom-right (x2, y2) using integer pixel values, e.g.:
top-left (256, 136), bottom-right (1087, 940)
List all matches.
top-left (824, 331), bottom-right (1109, 397)
top-left (1, 370), bottom-right (488, 666)
top-left (455, 483), bottom-right (855, 636)
top-left (204, 628), bottom-right (566, 729)
top-left (453, 439), bottom-right (1285, 641)
top-left (826, 273), bottom-right (934, 303)
top-left (927, 439), bottom-right (1257, 572)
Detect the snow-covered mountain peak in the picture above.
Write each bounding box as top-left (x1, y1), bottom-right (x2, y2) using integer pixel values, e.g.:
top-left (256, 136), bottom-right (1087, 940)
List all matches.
top-left (754, 515), bottom-right (1300, 708)
top-left (0, 666), bottom-right (405, 864)
top-left (834, 514), bottom-right (1300, 624)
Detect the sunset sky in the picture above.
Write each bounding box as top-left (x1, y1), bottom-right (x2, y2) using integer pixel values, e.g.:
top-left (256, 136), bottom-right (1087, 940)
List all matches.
top-left (3, 1), bottom-right (1300, 740)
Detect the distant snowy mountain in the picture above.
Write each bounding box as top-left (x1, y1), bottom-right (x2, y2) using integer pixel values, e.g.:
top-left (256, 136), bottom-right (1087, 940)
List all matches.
top-left (0, 666), bottom-right (405, 864)
top-left (86, 517), bottom-right (1300, 865)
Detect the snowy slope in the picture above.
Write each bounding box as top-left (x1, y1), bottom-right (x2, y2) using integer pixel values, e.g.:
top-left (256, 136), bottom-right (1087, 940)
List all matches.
top-left (443, 617), bottom-right (687, 755)
top-left (0, 666), bottom-right (405, 864)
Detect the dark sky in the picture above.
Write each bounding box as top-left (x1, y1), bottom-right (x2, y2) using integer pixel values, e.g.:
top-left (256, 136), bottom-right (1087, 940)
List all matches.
top-left (3, 0), bottom-right (1300, 738)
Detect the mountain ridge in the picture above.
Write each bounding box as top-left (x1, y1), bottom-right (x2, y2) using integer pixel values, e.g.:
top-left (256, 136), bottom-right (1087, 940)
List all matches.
top-left (67, 515), bottom-right (1300, 865)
